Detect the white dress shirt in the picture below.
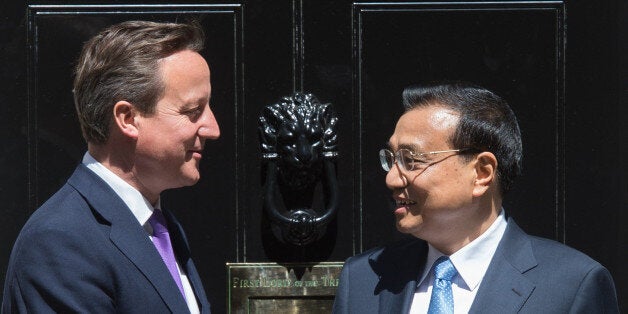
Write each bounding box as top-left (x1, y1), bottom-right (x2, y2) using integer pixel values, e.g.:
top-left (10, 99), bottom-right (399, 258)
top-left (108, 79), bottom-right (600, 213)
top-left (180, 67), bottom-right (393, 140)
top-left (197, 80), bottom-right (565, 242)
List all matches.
top-left (83, 152), bottom-right (200, 314)
top-left (409, 209), bottom-right (508, 314)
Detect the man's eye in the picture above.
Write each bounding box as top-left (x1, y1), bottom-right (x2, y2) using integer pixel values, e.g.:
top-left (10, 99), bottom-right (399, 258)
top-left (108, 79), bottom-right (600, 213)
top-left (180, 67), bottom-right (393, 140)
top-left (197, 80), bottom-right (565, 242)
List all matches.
top-left (183, 107), bottom-right (202, 117)
top-left (403, 157), bottom-right (428, 166)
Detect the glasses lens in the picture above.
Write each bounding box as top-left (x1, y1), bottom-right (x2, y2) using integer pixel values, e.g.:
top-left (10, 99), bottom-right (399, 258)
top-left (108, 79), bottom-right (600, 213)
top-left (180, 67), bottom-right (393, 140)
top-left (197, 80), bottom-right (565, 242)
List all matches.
top-left (398, 149), bottom-right (414, 172)
top-left (379, 149), bottom-right (394, 171)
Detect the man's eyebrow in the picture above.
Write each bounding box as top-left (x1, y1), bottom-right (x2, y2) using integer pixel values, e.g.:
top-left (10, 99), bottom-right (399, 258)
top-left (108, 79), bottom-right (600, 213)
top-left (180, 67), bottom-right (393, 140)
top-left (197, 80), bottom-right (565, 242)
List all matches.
top-left (184, 95), bottom-right (210, 107)
top-left (181, 100), bottom-right (206, 110)
top-left (397, 143), bottom-right (422, 152)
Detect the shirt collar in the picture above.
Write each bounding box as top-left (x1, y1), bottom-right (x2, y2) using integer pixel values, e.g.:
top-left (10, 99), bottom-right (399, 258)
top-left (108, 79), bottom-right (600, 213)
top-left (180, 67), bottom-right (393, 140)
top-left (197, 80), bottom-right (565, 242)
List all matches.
top-left (417, 244), bottom-right (446, 287)
top-left (450, 209), bottom-right (507, 290)
top-left (417, 209), bottom-right (508, 291)
top-left (82, 152), bottom-right (159, 233)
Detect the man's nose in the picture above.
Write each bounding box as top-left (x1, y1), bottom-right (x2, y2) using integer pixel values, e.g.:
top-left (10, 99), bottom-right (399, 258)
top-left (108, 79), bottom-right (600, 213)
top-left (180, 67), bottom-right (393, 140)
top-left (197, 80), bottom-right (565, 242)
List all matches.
top-left (385, 163), bottom-right (407, 190)
top-left (198, 105), bottom-right (220, 140)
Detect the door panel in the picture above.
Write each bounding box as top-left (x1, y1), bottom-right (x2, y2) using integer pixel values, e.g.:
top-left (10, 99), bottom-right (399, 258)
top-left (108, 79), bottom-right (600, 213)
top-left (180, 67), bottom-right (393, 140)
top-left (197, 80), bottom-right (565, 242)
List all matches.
top-left (27, 5), bottom-right (242, 310)
top-left (354, 2), bottom-right (562, 250)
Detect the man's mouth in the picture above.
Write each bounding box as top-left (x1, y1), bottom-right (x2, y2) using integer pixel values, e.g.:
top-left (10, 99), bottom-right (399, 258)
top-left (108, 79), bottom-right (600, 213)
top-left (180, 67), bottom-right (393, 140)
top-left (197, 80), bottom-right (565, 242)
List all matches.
top-left (396, 199), bottom-right (416, 206)
top-left (392, 198), bottom-right (415, 215)
top-left (189, 149), bottom-right (203, 159)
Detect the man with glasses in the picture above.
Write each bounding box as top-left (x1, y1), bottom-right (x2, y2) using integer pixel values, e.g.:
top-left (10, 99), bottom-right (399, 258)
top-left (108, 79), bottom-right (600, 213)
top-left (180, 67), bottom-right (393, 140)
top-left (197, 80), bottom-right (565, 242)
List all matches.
top-left (332, 82), bottom-right (619, 313)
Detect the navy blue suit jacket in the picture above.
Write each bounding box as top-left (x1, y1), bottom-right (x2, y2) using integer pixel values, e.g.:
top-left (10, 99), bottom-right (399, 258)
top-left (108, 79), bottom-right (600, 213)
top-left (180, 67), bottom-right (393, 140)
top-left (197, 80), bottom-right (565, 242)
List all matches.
top-left (2, 165), bottom-right (210, 313)
top-left (332, 218), bottom-right (619, 313)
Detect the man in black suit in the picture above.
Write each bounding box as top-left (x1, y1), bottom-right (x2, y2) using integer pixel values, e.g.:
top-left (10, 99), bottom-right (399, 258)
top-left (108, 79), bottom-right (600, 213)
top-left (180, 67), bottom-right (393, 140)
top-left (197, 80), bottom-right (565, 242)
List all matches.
top-left (3, 21), bottom-right (219, 313)
top-left (332, 83), bottom-right (619, 313)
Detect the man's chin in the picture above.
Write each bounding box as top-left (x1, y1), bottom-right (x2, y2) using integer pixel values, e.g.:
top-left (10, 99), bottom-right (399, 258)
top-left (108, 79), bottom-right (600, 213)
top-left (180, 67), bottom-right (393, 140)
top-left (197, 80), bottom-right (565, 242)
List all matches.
top-left (395, 222), bottom-right (410, 234)
top-left (396, 219), bottom-right (423, 236)
top-left (179, 170), bottom-right (201, 187)
top-left (186, 175), bottom-right (201, 186)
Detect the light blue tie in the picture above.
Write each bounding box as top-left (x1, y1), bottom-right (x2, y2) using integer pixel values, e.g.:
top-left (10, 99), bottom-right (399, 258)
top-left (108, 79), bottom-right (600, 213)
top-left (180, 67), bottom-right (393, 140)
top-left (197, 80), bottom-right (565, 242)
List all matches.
top-left (427, 256), bottom-right (457, 314)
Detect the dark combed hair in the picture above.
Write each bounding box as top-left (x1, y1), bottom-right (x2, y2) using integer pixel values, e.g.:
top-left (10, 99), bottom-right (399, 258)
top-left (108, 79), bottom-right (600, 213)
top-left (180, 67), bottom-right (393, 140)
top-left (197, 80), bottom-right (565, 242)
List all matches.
top-left (402, 82), bottom-right (523, 194)
top-left (73, 20), bottom-right (205, 144)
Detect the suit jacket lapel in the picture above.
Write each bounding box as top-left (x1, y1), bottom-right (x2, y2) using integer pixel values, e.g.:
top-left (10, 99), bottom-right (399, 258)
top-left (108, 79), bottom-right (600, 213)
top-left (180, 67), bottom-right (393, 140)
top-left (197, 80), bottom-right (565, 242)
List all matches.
top-left (377, 279), bottom-right (418, 314)
top-left (163, 209), bottom-right (211, 313)
top-left (469, 218), bottom-right (537, 313)
top-left (369, 239), bottom-right (428, 314)
top-left (67, 165), bottom-right (190, 313)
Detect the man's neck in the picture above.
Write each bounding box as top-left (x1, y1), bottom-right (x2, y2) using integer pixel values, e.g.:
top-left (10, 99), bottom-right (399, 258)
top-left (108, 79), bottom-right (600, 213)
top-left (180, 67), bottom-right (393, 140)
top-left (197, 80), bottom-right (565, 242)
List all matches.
top-left (88, 143), bottom-right (160, 205)
top-left (429, 198), bottom-right (502, 255)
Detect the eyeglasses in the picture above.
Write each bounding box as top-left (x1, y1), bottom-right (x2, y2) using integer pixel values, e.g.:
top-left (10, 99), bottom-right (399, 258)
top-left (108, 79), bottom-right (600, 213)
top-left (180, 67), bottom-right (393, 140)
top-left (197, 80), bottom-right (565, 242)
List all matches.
top-left (379, 148), bottom-right (470, 172)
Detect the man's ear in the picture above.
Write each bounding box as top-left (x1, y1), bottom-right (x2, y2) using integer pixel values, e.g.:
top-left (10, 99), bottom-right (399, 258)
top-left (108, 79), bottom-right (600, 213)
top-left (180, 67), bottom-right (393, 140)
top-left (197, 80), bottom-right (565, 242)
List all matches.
top-left (112, 101), bottom-right (139, 139)
top-left (472, 152), bottom-right (498, 197)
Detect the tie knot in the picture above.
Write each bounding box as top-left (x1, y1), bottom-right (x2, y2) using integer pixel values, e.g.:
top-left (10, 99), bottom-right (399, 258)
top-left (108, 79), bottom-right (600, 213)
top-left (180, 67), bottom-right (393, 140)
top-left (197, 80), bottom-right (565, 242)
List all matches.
top-left (433, 257), bottom-right (457, 281)
top-left (148, 209), bottom-right (168, 235)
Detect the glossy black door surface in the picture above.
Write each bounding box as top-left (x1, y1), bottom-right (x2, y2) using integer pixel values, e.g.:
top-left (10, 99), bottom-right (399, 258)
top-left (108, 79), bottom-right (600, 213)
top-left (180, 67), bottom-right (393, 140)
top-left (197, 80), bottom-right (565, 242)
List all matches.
top-left (1, 1), bottom-right (626, 311)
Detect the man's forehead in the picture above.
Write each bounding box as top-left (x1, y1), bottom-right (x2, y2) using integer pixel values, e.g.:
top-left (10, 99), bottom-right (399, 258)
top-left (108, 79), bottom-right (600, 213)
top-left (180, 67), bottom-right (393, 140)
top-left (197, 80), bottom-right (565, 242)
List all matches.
top-left (428, 107), bottom-right (460, 131)
top-left (387, 106), bottom-right (459, 151)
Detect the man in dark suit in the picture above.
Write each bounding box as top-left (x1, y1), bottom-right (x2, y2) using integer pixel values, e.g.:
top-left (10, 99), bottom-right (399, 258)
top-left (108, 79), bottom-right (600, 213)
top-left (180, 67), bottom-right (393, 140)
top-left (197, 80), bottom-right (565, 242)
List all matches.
top-left (332, 83), bottom-right (619, 313)
top-left (2, 21), bottom-right (219, 313)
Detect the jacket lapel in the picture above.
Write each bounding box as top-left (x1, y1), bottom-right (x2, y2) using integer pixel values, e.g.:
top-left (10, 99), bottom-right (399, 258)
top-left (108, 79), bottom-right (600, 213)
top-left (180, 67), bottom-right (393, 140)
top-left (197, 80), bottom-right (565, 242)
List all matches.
top-left (469, 218), bottom-right (537, 313)
top-left (68, 165), bottom-right (190, 313)
top-left (377, 279), bottom-right (418, 314)
top-left (369, 239), bottom-right (428, 314)
top-left (163, 209), bottom-right (211, 313)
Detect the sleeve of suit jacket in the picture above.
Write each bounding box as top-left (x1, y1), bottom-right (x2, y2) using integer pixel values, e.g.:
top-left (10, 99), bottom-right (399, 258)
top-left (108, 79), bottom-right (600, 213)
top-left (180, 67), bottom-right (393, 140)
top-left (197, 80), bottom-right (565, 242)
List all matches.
top-left (568, 264), bottom-right (619, 313)
top-left (332, 256), bottom-right (351, 313)
top-left (3, 219), bottom-right (117, 313)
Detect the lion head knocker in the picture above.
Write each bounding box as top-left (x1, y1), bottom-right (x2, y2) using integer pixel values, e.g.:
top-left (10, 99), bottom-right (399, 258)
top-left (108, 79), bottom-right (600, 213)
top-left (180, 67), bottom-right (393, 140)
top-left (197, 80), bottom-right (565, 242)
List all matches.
top-left (259, 93), bottom-right (339, 246)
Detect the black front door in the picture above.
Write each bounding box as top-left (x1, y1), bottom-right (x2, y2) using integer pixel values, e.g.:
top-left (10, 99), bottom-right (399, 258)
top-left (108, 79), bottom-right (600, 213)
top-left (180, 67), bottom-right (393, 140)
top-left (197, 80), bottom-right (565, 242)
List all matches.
top-left (1, 1), bottom-right (626, 311)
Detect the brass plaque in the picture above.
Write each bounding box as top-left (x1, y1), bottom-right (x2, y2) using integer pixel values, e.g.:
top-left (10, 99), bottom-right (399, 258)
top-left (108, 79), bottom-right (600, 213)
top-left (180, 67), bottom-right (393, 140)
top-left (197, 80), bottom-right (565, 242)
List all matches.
top-left (226, 262), bottom-right (344, 314)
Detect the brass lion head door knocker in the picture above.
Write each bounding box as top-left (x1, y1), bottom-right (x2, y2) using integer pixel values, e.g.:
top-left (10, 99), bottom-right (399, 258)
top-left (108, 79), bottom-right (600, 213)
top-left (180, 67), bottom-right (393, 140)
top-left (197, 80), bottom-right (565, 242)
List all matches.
top-left (259, 93), bottom-right (339, 246)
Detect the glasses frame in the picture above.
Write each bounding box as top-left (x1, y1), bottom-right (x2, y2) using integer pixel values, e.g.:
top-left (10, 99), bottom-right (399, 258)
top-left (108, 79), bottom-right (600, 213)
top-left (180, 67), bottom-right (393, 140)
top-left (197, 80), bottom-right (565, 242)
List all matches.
top-left (379, 148), bottom-right (471, 172)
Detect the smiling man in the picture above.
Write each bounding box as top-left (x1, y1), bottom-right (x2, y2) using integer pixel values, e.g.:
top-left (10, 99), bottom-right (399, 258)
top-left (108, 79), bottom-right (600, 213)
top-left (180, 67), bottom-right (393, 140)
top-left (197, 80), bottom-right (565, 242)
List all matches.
top-left (332, 83), bottom-right (619, 313)
top-left (3, 21), bottom-right (219, 313)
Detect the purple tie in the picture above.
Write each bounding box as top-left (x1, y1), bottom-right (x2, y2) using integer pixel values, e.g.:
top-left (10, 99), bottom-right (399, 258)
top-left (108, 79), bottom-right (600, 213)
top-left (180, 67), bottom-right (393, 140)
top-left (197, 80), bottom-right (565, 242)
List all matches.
top-left (148, 209), bottom-right (186, 299)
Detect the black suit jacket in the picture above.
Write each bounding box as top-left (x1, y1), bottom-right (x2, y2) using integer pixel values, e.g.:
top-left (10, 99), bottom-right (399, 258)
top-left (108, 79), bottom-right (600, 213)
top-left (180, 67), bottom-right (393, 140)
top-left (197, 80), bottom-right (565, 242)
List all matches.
top-left (2, 164), bottom-right (211, 313)
top-left (332, 218), bottom-right (619, 313)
